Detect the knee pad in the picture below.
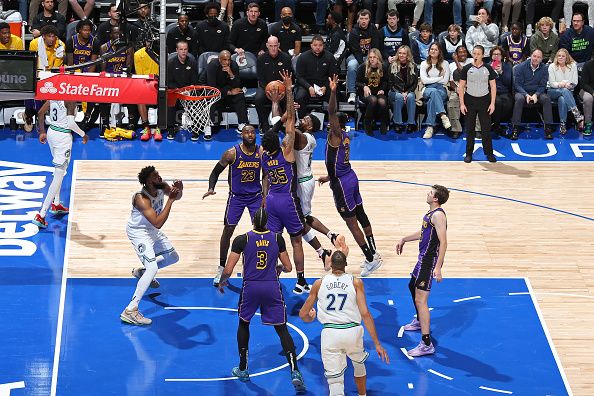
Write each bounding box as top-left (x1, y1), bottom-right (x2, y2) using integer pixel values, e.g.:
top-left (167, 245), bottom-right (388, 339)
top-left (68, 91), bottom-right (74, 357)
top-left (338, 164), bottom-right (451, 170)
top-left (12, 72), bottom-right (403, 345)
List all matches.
top-left (355, 205), bottom-right (370, 229)
top-left (327, 375), bottom-right (345, 396)
top-left (352, 360), bottom-right (367, 377)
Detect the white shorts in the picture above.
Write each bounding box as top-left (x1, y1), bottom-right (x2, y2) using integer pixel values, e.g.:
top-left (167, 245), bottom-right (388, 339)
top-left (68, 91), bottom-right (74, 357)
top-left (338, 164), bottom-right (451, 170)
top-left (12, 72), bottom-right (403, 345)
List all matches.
top-left (47, 127), bottom-right (73, 168)
top-left (297, 177), bottom-right (315, 217)
top-left (321, 325), bottom-right (368, 378)
top-left (127, 227), bottom-right (174, 265)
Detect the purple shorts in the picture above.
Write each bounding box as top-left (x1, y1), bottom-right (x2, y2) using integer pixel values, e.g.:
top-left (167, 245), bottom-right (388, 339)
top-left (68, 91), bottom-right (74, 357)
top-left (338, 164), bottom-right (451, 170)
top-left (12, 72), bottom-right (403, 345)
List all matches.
top-left (411, 256), bottom-right (438, 291)
top-left (238, 280), bottom-right (287, 325)
top-left (265, 192), bottom-right (305, 236)
top-left (224, 192), bottom-right (262, 226)
top-left (330, 170), bottom-right (363, 217)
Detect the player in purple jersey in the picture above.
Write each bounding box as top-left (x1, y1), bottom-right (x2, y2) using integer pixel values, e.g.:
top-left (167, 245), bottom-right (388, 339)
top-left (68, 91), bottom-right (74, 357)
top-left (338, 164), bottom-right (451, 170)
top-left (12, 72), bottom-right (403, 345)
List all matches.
top-left (204, 125), bottom-right (262, 287)
top-left (396, 185), bottom-right (449, 357)
top-left (66, 20), bottom-right (100, 72)
top-left (318, 74), bottom-right (382, 277)
top-left (218, 208), bottom-right (306, 392)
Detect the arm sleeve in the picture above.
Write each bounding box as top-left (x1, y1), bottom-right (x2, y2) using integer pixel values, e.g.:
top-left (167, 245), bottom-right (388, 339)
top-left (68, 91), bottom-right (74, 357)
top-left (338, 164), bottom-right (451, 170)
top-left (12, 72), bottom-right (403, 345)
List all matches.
top-left (67, 115), bottom-right (85, 137)
top-left (208, 162), bottom-right (226, 191)
top-left (276, 233), bottom-right (287, 253)
top-left (231, 234), bottom-right (248, 254)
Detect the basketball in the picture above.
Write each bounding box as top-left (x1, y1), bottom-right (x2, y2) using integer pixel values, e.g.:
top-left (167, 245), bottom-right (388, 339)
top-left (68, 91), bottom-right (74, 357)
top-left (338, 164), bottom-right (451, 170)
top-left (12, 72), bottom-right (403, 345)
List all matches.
top-left (265, 80), bottom-right (286, 97)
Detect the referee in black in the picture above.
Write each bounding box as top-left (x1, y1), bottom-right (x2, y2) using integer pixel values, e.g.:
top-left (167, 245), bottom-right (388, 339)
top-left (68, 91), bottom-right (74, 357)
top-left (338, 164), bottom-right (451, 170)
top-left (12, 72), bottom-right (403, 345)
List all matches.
top-left (458, 45), bottom-right (498, 164)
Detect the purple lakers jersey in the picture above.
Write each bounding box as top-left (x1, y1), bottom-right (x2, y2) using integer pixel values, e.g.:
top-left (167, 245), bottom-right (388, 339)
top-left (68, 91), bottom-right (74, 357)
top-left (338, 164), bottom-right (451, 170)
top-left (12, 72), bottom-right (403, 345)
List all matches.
top-left (262, 150), bottom-right (297, 194)
top-left (72, 35), bottom-right (96, 71)
top-left (105, 41), bottom-right (127, 73)
top-left (325, 130), bottom-right (352, 179)
top-left (229, 144), bottom-right (261, 194)
top-left (506, 35), bottom-right (527, 65)
top-left (242, 230), bottom-right (280, 281)
top-left (417, 208), bottom-right (446, 265)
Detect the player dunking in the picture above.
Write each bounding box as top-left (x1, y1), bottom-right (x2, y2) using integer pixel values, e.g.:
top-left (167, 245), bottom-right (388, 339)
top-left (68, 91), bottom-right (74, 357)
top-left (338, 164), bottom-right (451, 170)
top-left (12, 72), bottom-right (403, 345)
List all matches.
top-left (204, 125), bottom-right (262, 287)
top-left (32, 100), bottom-right (88, 228)
top-left (218, 208), bottom-right (306, 392)
top-left (319, 75), bottom-right (381, 277)
top-left (120, 166), bottom-right (183, 325)
top-left (299, 238), bottom-right (389, 396)
top-left (396, 185), bottom-right (449, 356)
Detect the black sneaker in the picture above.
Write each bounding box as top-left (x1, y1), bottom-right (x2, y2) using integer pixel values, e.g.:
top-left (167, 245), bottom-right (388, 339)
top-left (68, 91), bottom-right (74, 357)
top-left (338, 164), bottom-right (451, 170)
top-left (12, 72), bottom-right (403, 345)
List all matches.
top-left (191, 132), bottom-right (199, 141)
top-left (406, 124), bottom-right (417, 133)
top-left (510, 127), bottom-right (519, 140)
top-left (464, 155), bottom-right (472, 163)
top-left (167, 130), bottom-right (176, 140)
top-left (293, 278), bottom-right (310, 295)
top-left (544, 125), bottom-right (554, 140)
top-left (487, 154), bottom-right (497, 163)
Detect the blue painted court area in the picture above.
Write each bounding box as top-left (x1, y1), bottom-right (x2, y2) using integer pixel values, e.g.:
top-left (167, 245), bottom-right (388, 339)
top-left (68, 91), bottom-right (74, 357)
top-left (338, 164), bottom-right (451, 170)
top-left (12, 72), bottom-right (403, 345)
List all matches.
top-left (52, 278), bottom-right (567, 396)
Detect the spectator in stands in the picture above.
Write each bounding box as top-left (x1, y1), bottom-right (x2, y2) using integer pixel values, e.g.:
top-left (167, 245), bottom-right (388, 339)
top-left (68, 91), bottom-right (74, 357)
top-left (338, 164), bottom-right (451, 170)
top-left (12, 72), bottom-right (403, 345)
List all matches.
top-left (420, 43), bottom-right (451, 139)
top-left (166, 14), bottom-right (197, 55)
top-left (489, 46), bottom-right (513, 136)
top-left (256, 36), bottom-right (293, 133)
top-left (28, 0), bottom-right (67, 28)
top-left (96, 3), bottom-right (120, 45)
top-left (332, 0), bottom-right (373, 32)
top-left (580, 59), bottom-right (594, 136)
top-left (312, 0), bottom-right (331, 35)
top-left (167, 40), bottom-right (199, 140)
top-left (195, 3), bottom-right (230, 55)
top-left (548, 48), bottom-right (584, 135)
top-left (500, 0), bottom-right (521, 33)
top-left (206, 50), bottom-right (249, 140)
top-left (15, 0), bottom-right (28, 25)
top-left (66, 19), bottom-right (100, 72)
top-left (447, 46), bottom-right (471, 137)
top-left (31, 0), bottom-right (67, 40)
top-left (530, 17), bottom-right (559, 64)
top-left (324, 11), bottom-right (347, 67)
top-left (377, 0), bottom-right (424, 32)
top-left (295, 35), bottom-right (337, 118)
top-left (356, 48), bottom-right (389, 134)
top-left (440, 24), bottom-right (464, 62)
top-left (424, 0), bottom-right (463, 31)
top-left (562, 0), bottom-right (594, 30)
top-left (525, 0), bottom-right (562, 37)
top-left (135, 41), bottom-right (162, 142)
top-left (229, 2), bottom-right (268, 58)
top-left (130, 2), bottom-right (158, 51)
top-left (464, 0), bottom-right (493, 30)
top-left (218, 0), bottom-right (234, 26)
top-left (465, 8), bottom-right (499, 60)
top-left (559, 12), bottom-right (594, 65)
top-left (0, 22), bottom-right (24, 50)
top-left (347, 9), bottom-right (380, 104)
top-left (379, 10), bottom-right (410, 64)
top-left (69, 0), bottom-right (95, 21)
top-left (388, 45), bottom-right (419, 132)
top-left (411, 23), bottom-right (435, 65)
top-left (502, 22), bottom-right (529, 66)
top-left (510, 49), bottom-right (554, 140)
top-left (269, 7), bottom-right (302, 56)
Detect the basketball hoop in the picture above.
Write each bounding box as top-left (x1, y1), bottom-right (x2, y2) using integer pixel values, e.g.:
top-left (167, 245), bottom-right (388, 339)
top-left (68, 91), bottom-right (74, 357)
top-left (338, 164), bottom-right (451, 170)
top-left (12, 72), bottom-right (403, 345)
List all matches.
top-left (168, 85), bottom-right (221, 135)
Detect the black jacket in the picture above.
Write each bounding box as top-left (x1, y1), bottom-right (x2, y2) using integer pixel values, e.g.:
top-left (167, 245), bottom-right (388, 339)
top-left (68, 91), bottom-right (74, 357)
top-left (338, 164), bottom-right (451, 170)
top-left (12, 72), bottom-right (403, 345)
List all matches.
top-left (167, 55), bottom-right (199, 89)
top-left (256, 51), bottom-right (293, 88)
top-left (295, 49), bottom-right (338, 90)
top-left (389, 63), bottom-right (419, 93)
top-left (228, 17), bottom-right (269, 55)
top-left (206, 59), bottom-right (242, 98)
top-left (31, 11), bottom-right (67, 40)
top-left (166, 25), bottom-right (198, 55)
top-left (194, 19), bottom-right (229, 54)
top-left (325, 26), bottom-right (348, 66)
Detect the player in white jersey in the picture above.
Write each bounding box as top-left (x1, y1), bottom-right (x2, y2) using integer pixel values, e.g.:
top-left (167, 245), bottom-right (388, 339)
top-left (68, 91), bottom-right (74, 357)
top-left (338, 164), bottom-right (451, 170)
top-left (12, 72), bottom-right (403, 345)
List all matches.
top-left (32, 100), bottom-right (88, 228)
top-left (120, 166), bottom-right (183, 325)
top-left (299, 236), bottom-right (389, 396)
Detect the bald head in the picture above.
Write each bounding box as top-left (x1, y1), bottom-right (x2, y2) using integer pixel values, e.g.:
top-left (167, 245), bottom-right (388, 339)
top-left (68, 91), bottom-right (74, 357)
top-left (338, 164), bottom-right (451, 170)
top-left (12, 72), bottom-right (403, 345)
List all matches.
top-left (219, 50), bottom-right (231, 67)
top-left (267, 36), bottom-right (280, 57)
top-left (280, 7), bottom-right (293, 26)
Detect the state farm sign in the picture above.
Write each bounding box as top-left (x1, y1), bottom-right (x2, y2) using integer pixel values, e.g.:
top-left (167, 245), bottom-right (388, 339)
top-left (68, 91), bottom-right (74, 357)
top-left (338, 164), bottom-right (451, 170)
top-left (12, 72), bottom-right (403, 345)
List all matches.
top-left (36, 72), bottom-right (158, 104)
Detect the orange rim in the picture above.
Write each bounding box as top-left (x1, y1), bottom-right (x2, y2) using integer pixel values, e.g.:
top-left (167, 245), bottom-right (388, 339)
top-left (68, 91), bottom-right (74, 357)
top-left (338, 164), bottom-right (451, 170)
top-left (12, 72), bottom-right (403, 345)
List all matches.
top-left (168, 85), bottom-right (221, 101)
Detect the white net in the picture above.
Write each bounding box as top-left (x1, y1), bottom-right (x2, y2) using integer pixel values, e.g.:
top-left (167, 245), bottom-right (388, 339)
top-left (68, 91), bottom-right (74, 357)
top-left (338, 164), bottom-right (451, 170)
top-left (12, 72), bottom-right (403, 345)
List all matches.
top-left (177, 86), bottom-right (221, 135)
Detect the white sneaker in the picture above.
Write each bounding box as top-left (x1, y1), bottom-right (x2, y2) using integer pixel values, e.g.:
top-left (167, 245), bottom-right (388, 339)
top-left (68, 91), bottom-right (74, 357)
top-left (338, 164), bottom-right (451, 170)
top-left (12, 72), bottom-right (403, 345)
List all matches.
top-left (423, 126), bottom-right (434, 139)
top-left (441, 114), bottom-right (451, 129)
top-left (213, 265), bottom-right (224, 287)
top-left (120, 307), bottom-right (152, 325)
top-left (347, 93), bottom-right (356, 104)
top-left (204, 124), bottom-right (212, 138)
top-left (360, 257), bottom-right (382, 277)
top-left (526, 24), bottom-right (533, 37)
top-left (408, 25), bottom-right (417, 33)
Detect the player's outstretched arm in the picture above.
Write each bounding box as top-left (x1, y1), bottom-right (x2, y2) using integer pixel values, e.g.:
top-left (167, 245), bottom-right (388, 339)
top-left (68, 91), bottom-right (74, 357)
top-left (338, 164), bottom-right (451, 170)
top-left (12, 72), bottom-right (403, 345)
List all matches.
top-left (354, 278), bottom-right (390, 364)
top-left (280, 70), bottom-right (296, 163)
top-left (299, 279), bottom-right (321, 323)
top-left (204, 148), bottom-right (235, 199)
top-left (65, 101), bottom-right (87, 142)
top-left (135, 187), bottom-right (180, 229)
top-left (327, 74), bottom-right (343, 145)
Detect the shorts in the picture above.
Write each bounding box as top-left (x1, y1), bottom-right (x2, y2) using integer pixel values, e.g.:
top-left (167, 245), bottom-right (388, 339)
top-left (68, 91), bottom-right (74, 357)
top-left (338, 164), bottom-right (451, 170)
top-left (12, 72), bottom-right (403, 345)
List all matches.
top-left (297, 176), bottom-right (315, 218)
top-left (47, 127), bottom-right (73, 168)
top-left (411, 257), bottom-right (437, 291)
top-left (127, 227), bottom-right (175, 265)
top-left (330, 171), bottom-right (362, 218)
top-left (238, 280), bottom-right (287, 325)
top-left (265, 192), bottom-right (305, 236)
top-left (321, 326), bottom-right (369, 378)
top-left (224, 192), bottom-right (262, 226)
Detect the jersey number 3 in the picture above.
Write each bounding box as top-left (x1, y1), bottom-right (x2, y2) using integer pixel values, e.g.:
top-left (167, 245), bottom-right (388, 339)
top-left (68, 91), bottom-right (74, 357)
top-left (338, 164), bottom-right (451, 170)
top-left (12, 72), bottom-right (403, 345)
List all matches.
top-left (326, 293), bottom-right (347, 311)
top-left (256, 250), bottom-right (267, 270)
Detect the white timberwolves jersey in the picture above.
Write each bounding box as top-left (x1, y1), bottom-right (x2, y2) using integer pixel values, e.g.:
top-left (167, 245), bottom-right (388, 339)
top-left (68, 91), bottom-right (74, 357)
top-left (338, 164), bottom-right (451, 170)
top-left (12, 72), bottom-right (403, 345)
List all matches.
top-left (295, 133), bottom-right (316, 179)
top-left (47, 100), bottom-right (69, 130)
top-left (127, 188), bottom-right (164, 233)
top-left (317, 273), bottom-right (361, 326)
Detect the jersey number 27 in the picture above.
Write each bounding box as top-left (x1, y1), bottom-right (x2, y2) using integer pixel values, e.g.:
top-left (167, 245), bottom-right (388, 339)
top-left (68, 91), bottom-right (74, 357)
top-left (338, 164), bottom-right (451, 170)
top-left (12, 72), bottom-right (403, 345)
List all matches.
top-left (326, 293), bottom-right (347, 311)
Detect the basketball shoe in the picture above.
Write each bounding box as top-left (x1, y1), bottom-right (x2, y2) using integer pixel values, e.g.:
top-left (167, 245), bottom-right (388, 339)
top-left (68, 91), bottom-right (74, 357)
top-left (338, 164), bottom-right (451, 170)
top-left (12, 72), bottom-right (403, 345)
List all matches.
top-left (293, 278), bottom-right (311, 295)
top-left (291, 370), bottom-right (306, 393)
top-left (213, 266), bottom-right (225, 287)
top-left (103, 127), bottom-right (118, 141)
top-left (50, 203), bottom-right (69, 215)
top-left (115, 127), bottom-right (135, 140)
top-left (120, 307), bottom-right (152, 325)
top-left (140, 126), bottom-right (152, 141)
top-left (360, 256), bottom-right (382, 277)
top-left (403, 318), bottom-right (421, 331)
top-left (407, 341), bottom-right (435, 357)
top-left (153, 128), bottom-right (163, 141)
top-left (232, 367), bottom-right (250, 381)
top-left (32, 213), bottom-right (48, 228)
top-left (132, 267), bottom-right (160, 288)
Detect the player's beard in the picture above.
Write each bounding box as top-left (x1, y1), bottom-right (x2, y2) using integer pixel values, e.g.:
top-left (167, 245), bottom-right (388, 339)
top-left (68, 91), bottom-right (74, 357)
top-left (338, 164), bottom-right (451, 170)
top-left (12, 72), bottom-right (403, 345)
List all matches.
top-left (242, 138), bottom-right (256, 150)
top-left (153, 181), bottom-right (166, 189)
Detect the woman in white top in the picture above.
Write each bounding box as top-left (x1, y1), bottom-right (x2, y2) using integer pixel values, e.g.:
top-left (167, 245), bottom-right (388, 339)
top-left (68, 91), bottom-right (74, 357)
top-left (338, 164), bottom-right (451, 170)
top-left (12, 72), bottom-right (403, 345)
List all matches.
top-left (420, 42), bottom-right (451, 138)
top-left (548, 48), bottom-right (584, 134)
top-left (465, 8), bottom-right (499, 60)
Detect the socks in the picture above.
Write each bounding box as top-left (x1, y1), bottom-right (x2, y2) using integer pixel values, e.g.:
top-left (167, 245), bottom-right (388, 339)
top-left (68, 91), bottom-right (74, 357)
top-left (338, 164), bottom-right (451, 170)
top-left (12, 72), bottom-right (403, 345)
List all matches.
top-left (316, 247), bottom-right (324, 257)
top-left (297, 272), bottom-right (305, 282)
top-left (40, 168), bottom-right (65, 217)
top-left (239, 347), bottom-right (248, 371)
top-left (360, 245), bottom-right (374, 262)
top-left (285, 350), bottom-right (298, 372)
top-left (366, 235), bottom-right (376, 254)
top-left (422, 333), bottom-right (432, 346)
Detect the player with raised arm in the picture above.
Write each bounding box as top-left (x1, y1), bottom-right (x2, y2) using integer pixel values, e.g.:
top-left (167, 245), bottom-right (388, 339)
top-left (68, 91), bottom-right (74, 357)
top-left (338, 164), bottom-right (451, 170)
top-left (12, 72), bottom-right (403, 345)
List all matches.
top-left (32, 100), bottom-right (89, 228)
top-left (319, 75), bottom-right (382, 277)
